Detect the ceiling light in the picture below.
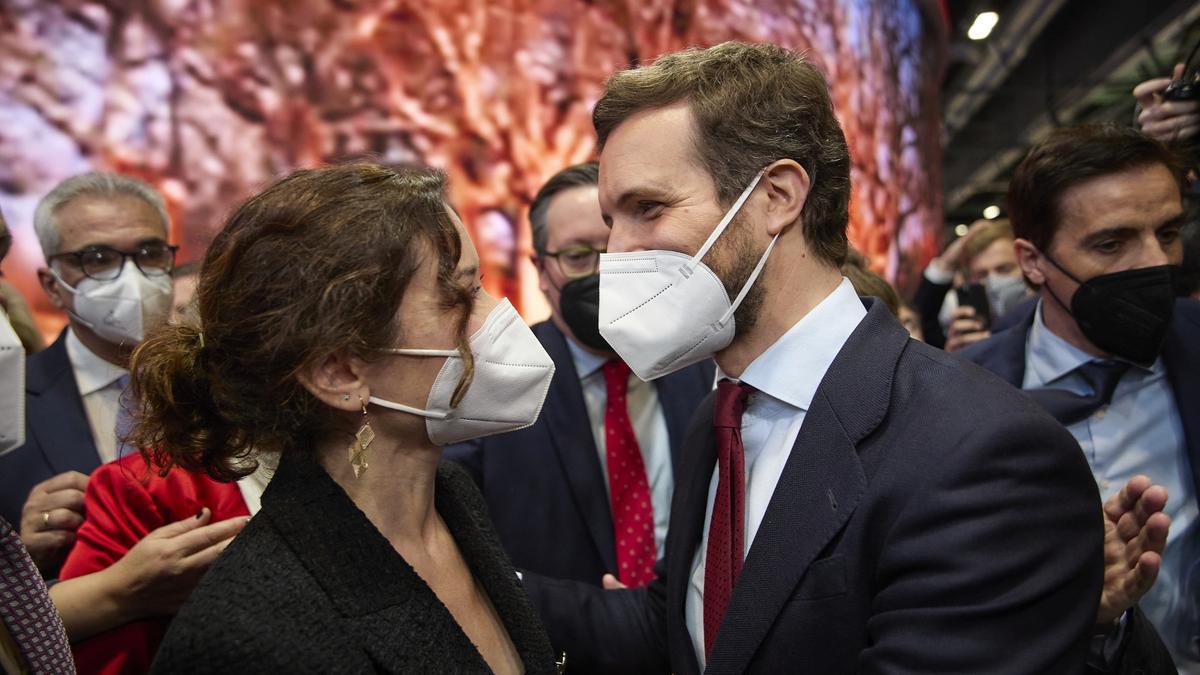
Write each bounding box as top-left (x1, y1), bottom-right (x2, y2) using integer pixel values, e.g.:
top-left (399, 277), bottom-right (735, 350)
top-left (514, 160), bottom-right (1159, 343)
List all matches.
top-left (955, 224), bottom-right (969, 237)
top-left (968, 11), bottom-right (999, 41)
top-left (983, 205), bottom-right (1001, 220)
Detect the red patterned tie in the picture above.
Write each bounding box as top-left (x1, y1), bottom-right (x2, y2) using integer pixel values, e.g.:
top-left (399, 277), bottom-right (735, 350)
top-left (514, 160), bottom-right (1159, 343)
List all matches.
top-left (602, 360), bottom-right (657, 588)
top-left (703, 379), bottom-right (753, 659)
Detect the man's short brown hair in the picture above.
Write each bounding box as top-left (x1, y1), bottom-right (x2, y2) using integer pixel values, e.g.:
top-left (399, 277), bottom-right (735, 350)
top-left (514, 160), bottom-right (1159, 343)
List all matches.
top-left (593, 42), bottom-right (851, 266)
top-left (1007, 123), bottom-right (1185, 252)
top-left (963, 218), bottom-right (1013, 264)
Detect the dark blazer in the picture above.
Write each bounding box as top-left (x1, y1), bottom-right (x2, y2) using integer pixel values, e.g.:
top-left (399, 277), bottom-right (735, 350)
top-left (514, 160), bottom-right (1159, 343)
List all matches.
top-left (523, 299), bottom-right (1104, 674)
top-left (961, 298), bottom-right (1200, 675)
top-left (151, 452), bottom-right (557, 674)
top-left (960, 298), bottom-right (1200, 497)
top-left (0, 330), bottom-right (101, 527)
top-left (445, 320), bottom-right (713, 585)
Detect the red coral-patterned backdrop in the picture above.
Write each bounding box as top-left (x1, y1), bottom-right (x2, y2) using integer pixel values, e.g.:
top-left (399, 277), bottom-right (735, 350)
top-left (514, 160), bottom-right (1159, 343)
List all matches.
top-left (0, 0), bottom-right (946, 337)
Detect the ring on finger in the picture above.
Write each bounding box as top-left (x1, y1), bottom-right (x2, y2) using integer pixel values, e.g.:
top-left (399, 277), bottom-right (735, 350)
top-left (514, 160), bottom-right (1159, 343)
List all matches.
top-left (41, 510), bottom-right (50, 530)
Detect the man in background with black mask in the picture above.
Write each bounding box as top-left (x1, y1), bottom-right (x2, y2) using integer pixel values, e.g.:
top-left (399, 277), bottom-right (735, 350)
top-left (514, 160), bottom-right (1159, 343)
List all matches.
top-left (446, 161), bottom-right (713, 593)
top-left (963, 123), bottom-right (1199, 670)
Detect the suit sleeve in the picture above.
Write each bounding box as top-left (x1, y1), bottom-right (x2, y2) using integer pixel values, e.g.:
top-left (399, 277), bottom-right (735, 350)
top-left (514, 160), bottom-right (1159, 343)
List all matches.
top-left (859, 409), bottom-right (1104, 674)
top-left (913, 274), bottom-right (951, 349)
top-left (521, 556), bottom-right (670, 675)
top-left (1097, 606), bottom-right (1179, 675)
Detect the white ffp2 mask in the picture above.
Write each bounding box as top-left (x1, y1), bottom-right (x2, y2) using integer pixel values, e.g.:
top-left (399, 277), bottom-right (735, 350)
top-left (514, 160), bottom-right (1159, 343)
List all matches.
top-left (368, 299), bottom-right (555, 446)
top-left (597, 169), bottom-right (773, 381)
top-left (52, 260), bottom-right (173, 347)
top-left (0, 306), bottom-right (24, 456)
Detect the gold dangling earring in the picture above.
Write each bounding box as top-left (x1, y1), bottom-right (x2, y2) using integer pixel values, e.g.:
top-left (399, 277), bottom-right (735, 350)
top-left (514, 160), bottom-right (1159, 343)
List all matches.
top-left (349, 396), bottom-right (374, 479)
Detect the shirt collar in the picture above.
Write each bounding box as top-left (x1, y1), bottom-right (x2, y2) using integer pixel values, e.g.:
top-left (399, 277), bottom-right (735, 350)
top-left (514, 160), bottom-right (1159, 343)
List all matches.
top-left (718, 277), bottom-right (867, 412)
top-left (65, 327), bottom-right (128, 395)
top-left (565, 333), bottom-right (610, 380)
top-left (1025, 300), bottom-right (1162, 389)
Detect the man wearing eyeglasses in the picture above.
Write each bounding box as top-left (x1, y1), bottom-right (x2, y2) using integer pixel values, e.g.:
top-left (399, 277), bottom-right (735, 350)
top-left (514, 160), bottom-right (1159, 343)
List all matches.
top-left (447, 162), bottom-right (713, 597)
top-left (0, 172), bottom-right (176, 577)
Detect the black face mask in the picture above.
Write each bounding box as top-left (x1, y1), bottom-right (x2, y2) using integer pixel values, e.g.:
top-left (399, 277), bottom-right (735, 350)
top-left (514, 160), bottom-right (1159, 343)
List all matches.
top-left (558, 274), bottom-right (613, 353)
top-left (1043, 256), bottom-right (1177, 367)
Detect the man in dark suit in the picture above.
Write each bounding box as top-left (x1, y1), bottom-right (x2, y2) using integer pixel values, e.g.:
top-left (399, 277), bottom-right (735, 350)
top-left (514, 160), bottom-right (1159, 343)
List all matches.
top-left (0, 172), bottom-right (176, 575)
top-left (446, 162), bottom-right (713, 588)
top-left (962, 123), bottom-right (1199, 670)
top-left (519, 42), bottom-right (1107, 674)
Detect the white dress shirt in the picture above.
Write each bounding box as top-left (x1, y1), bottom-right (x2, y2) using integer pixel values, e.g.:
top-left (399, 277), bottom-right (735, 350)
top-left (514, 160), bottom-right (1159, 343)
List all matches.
top-left (65, 328), bottom-right (128, 465)
top-left (1024, 302), bottom-right (1199, 669)
top-left (566, 338), bottom-right (673, 555)
top-left (685, 278), bottom-right (867, 665)
top-left (235, 453), bottom-right (278, 516)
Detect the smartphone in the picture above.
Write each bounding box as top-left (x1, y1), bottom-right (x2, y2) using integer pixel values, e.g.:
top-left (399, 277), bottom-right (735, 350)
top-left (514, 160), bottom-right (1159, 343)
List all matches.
top-left (955, 283), bottom-right (992, 329)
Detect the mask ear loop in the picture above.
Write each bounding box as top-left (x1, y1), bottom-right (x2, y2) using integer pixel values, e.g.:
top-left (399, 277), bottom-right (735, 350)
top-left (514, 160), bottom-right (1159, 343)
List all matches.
top-left (684, 169), bottom-right (767, 279)
top-left (1037, 251), bottom-right (1083, 316)
top-left (717, 232), bottom-right (780, 327)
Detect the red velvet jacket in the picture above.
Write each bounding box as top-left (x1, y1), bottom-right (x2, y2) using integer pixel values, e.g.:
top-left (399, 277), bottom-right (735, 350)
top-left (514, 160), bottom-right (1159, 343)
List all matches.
top-left (59, 453), bottom-right (249, 675)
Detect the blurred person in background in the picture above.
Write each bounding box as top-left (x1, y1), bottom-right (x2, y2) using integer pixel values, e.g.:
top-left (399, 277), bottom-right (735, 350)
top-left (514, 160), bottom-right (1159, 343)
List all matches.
top-left (1135, 63), bottom-right (1200, 147)
top-left (913, 218), bottom-right (1032, 353)
top-left (170, 260), bottom-right (201, 323)
top-left (0, 204), bottom-right (73, 675)
top-left (53, 446), bottom-right (263, 673)
top-left (841, 247), bottom-right (901, 317)
top-left (0, 173), bottom-right (176, 577)
top-left (447, 162), bottom-right (712, 594)
top-left (962, 123), bottom-right (1199, 670)
top-left (0, 209), bottom-right (46, 355)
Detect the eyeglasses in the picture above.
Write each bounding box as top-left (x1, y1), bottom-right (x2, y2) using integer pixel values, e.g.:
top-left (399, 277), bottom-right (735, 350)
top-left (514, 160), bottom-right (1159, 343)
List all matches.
top-left (541, 245), bottom-right (606, 279)
top-left (48, 242), bottom-right (178, 281)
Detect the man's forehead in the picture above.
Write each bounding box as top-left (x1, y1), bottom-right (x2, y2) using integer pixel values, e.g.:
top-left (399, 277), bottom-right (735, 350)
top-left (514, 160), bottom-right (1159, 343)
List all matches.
top-left (598, 103), bottom-right (696, 203)
top-left (55, 194), bottom-right (166, 248)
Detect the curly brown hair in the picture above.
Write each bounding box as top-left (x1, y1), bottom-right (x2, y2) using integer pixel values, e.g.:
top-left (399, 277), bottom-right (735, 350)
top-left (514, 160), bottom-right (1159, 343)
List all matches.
top-left (126, 163), bottom-right (475, 481)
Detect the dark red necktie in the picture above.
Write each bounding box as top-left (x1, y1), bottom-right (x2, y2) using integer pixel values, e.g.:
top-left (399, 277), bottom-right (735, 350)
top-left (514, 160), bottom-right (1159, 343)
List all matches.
top-left (602, 360), bottom-right (657, 588)
top-left (703, 379), bottom-right (753, 659)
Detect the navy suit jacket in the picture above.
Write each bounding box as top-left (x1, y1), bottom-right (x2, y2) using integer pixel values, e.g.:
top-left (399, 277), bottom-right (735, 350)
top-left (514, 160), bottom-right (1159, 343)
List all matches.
top-left (960, 298), bottom-right (1200, 499)
top-left (445, 320), bottom-right (714, 586)
top-left (0, 331), bottom-right (101, 527)
top-left (523, 299), bottom-right (1104, 674)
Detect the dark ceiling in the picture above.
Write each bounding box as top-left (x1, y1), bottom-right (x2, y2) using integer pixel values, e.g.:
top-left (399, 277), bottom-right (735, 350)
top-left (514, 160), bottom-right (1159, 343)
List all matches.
top-left (940, 0), bottom-right (1200, 233)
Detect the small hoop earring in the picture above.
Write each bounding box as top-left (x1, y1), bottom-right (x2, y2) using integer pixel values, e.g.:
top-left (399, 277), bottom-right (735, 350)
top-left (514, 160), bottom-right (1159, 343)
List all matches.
top-left (348, 396), bottom-right (374, 479)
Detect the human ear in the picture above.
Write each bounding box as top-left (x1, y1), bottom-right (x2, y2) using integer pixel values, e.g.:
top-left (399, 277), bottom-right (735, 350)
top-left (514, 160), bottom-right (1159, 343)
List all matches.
top-left (760, 160), bottom-right (811, 238)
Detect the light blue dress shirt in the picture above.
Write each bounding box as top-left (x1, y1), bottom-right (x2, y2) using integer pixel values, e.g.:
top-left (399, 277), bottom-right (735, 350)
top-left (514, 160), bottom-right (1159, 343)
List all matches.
top-left (1024, 302), bottom-right (1199, 670)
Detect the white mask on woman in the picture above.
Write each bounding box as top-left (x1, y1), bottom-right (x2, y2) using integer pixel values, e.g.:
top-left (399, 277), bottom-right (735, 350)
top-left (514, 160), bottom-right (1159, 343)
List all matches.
top-left (368, 299), bottom-right (555, 446)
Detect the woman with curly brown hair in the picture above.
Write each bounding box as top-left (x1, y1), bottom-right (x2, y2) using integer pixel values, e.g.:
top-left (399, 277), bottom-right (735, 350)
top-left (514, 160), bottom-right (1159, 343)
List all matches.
top-left (131, 163), bottom-right (558, 674)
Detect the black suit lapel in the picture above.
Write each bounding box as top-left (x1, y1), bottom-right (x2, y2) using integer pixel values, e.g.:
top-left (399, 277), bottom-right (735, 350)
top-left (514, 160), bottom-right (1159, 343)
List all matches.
top-left (1163, 300), bottom-right (1200, 496)
top-left (25, 331), bottom-right (100, 474)
top-left (704, 392), bottom-right (866, 673)
top-left (656, 360), bottom-right (715, 471)
top-left (704, 300), bottom-right (906, 674)
top-left (665, 392), bottom-right (718, 675)
top-left (534, 322), bottom-right (618, 573)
